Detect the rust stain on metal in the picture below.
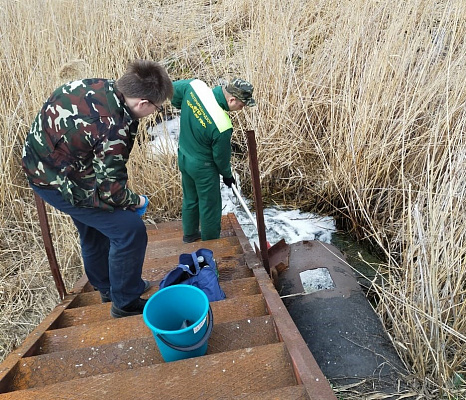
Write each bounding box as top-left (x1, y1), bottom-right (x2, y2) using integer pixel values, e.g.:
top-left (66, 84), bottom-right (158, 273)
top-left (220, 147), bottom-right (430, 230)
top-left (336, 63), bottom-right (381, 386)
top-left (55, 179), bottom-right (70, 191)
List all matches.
top-left (34, 193), bottom-right (67, 300)
top-left (253, 268), bottom-right (338, 400)
top-left (228, 213), bottom-right (337, 399)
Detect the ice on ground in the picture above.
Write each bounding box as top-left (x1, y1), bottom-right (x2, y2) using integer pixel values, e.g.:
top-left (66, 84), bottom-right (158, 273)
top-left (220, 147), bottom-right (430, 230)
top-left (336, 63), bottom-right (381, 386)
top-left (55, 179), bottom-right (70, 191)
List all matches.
top-left (221, 182), bottom-right (336, 247)
top-left (300, 268), bottom-right (335, 294)
top-left (147, 118), bottom-right (180, 156)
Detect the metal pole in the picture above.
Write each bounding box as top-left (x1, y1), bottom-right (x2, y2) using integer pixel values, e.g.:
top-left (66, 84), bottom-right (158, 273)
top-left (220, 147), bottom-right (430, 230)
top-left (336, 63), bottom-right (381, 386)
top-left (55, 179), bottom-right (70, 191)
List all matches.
top-left (245, 130), bottom-right (270, 275)
top-left (34, 192), bottom-right (67, 300)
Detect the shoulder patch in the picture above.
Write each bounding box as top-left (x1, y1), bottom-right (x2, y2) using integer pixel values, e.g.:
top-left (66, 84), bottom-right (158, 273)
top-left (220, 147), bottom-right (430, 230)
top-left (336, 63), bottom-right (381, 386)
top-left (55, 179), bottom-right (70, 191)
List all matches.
top-left (190, 80), bottom-right (232, 132)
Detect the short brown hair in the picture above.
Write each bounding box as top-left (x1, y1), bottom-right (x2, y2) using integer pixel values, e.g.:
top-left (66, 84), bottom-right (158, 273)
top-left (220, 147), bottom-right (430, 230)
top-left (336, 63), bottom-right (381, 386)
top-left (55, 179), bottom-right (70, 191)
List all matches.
top-left (116, 60), bottom-right (173, 104)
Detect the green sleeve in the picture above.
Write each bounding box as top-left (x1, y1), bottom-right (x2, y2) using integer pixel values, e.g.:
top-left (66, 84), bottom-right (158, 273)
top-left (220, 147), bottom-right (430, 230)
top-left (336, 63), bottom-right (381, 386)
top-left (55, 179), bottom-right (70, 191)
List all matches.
top-left (171, 80), bottom-right (193, 109)
top-left (212, 127), bottom-right (233, 178)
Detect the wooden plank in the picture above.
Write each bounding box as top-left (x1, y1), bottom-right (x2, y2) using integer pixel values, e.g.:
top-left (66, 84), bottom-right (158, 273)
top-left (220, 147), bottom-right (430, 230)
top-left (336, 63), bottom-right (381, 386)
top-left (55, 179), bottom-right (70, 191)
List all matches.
top-left (0, 295), bottom-right (76, 393)
top-left (7, 316), bottom-right (277, 391)
top-left (233, 385), bottom-right (310, 400)
top-left (39, 294), bottom-right (268, 352)
top-left (0, 343), bottom-right (296, 400)
top-left (144, 236), bottom-right (243, 260)
top-left (68, 276), bottom-right (259, 308)
top-left (145, 216), bottom-right (234, 242)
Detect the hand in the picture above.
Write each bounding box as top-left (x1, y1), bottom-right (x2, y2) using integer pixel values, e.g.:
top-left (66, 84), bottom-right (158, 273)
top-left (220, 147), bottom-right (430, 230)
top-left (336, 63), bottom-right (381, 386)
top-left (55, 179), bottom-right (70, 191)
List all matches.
top-left (135, 195), bottom-right (149, 216)
top-left (223, 176), bottom-right (236, 188)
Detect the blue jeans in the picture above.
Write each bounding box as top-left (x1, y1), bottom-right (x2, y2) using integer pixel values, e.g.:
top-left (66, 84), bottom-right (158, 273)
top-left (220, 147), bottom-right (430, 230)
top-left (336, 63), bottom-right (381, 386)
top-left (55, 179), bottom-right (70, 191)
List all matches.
top-left (31, 185), bottom-right (148, 309)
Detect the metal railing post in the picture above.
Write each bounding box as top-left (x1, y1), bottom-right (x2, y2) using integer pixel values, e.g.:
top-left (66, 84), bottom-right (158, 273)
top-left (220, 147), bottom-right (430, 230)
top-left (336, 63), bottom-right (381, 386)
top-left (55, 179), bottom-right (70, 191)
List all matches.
top-left (34, 192), bottom-right (67, 300)
top-left (245, 130), bottom-right (271, 275)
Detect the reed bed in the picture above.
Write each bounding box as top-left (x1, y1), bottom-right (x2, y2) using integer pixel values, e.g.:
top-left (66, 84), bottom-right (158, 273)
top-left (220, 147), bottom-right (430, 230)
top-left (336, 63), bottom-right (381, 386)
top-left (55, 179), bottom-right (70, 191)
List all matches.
top-left (1, 0), bottom-right (465, 397)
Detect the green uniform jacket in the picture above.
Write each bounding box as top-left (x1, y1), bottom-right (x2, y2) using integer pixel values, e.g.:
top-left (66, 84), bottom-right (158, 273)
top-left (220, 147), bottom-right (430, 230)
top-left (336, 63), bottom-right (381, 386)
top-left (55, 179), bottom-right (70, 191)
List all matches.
top-left (22, 79), bottom-right (140, 211)
top-left (171, 79), bottom-right (233, 178)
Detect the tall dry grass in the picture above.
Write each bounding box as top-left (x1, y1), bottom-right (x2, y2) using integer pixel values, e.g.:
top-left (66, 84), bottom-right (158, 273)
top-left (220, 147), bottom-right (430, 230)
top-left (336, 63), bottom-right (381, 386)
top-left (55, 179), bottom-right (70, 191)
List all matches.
top-left (1, 0), bottom-right (465, 397)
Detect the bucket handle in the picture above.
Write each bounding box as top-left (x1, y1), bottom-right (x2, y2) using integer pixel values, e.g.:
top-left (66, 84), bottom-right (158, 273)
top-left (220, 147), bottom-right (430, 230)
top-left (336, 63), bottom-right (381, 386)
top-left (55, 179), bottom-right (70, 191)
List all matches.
top-left (156, 306), bottom-right (213, 352)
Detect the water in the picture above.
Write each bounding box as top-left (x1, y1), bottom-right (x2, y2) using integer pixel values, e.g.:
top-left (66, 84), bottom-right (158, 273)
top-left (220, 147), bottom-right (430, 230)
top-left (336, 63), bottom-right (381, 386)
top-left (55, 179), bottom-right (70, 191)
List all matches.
top-left (221, 182), bottom-right (336, 248)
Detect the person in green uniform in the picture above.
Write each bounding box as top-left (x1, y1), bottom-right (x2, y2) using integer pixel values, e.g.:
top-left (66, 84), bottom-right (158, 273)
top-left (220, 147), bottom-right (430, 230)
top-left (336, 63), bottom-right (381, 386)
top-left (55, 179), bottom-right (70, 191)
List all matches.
top-left (171, 78), bottom-right (256, 243)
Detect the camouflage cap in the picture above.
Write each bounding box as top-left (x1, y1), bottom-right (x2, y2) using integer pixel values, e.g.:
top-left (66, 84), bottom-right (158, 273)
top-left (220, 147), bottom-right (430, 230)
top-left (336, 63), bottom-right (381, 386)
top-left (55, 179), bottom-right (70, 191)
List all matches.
top-left (224, 78), bottom-right (256, 107)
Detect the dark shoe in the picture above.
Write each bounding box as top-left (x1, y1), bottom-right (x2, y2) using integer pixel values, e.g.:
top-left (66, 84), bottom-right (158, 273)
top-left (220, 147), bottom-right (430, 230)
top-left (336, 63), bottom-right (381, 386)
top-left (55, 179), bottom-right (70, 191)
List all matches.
top-left (183, 231), bottom-right (201, 243)
top-left (100, 279), bottom-right (151, 303)
top-left (100, 291), bottom-right (111, 303)
top-left (111, 297), bottom-right (148, 318)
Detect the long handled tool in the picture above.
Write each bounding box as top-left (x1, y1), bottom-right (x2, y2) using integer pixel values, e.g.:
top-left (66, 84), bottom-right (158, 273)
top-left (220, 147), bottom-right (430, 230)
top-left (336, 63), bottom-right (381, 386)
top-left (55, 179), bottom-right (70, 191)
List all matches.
top-left (231, 183), bottom-right (273, 250)
top-left (231, 183), bottom-right (258, 230)
top-left (231, 181), bottom-right (289, 278)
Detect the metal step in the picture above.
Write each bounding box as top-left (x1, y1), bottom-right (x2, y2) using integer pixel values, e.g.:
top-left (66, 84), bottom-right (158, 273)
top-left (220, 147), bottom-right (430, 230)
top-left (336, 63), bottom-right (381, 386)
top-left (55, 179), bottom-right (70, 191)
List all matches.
top-left (145, 235), bottom-right (243, 258)
top-left (143, 255), bottom-right (253, 284)
top-left (0, 343), bottom-right (296, 400)
top-left (67, 276), bottom-right (259, 309)
top-left (145, 218), bottom-right (235, 242)
top-left (37, 294), bottom-right (268, 353)
top-left (231, 385), bottom-right (310, 399)
top-left (6, 315), bottom-right (277, 391)
top-left (142, 236), bottom-right (252, 283)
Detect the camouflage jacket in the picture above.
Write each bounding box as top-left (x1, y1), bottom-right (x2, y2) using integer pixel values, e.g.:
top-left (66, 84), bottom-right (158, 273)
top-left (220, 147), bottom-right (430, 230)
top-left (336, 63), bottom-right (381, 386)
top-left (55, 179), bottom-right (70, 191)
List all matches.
top-left (22, 79), bottom-right (140, 211)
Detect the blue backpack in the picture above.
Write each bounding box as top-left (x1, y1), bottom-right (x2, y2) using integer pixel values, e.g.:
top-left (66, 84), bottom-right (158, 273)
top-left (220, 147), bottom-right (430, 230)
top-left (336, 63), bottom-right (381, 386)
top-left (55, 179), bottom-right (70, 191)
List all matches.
top-left (159, 248), bottom-right (226, 302)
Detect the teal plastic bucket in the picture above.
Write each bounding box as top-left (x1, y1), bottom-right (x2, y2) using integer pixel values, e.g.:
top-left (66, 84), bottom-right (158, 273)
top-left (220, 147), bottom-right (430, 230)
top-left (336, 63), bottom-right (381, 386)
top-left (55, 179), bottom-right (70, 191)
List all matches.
top-left (143, 284), bottom-right (213, 362)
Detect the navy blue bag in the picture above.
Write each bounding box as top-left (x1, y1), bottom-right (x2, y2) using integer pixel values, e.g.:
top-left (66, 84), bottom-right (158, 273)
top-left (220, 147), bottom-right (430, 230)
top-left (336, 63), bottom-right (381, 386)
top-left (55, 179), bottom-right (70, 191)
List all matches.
top-left (159, 248), bottom-right (226, 302)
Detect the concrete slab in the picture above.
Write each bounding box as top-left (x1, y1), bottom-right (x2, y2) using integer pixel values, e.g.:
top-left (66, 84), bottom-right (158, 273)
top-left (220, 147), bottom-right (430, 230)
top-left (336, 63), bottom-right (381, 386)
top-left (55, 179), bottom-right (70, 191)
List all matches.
top-left (276, 240), bottom-right (410, 395)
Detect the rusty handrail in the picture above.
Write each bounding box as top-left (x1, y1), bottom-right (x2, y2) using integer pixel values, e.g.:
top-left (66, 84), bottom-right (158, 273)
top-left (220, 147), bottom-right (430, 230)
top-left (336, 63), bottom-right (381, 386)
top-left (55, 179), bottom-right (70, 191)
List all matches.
top-left (245, 129), bottom-right (270, 275)
top-left (34, 192), bottom-right (67, 300)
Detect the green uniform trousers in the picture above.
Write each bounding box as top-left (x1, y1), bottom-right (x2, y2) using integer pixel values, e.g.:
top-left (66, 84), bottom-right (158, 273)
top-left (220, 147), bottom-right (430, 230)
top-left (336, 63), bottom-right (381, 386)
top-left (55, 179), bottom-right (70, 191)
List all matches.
top-left (178, 150), bottom-right (222, 240)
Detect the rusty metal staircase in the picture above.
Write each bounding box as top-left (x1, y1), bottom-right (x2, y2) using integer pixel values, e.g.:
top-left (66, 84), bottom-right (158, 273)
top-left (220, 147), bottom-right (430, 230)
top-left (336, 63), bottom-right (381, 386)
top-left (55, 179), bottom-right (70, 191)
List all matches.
top-left (0, 214), bottom-right (336, 399)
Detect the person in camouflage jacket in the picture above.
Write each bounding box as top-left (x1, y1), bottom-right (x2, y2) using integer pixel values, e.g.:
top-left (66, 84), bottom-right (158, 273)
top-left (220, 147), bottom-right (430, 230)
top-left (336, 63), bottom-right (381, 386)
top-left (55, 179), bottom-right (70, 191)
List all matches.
top-left (22, 59), bottom-right (173, 318)
top-left (171, 78), bottom-right (255, 243)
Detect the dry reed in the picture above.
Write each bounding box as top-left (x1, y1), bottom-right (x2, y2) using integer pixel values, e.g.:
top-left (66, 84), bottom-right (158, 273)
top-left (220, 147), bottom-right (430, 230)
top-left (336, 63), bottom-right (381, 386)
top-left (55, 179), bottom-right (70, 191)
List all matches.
top-left (1, 0), bottom-right (465, 397)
